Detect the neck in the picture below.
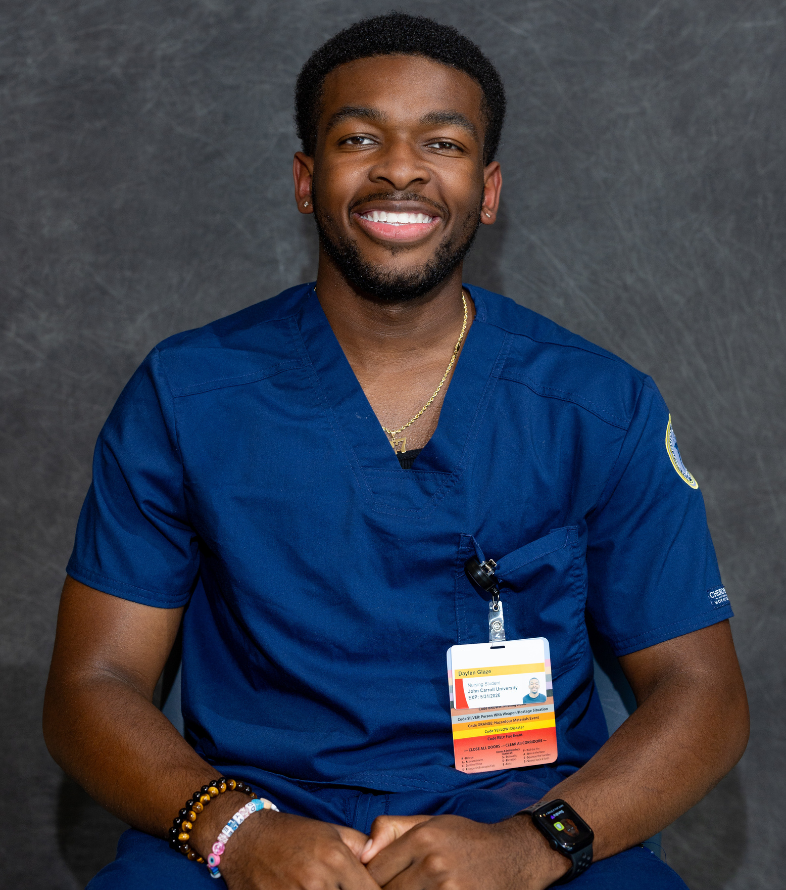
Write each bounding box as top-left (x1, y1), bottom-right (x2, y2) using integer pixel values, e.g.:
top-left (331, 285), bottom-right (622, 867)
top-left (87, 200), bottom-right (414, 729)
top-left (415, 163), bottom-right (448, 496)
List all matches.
top-left (314, 257), bottom-right (472, 372)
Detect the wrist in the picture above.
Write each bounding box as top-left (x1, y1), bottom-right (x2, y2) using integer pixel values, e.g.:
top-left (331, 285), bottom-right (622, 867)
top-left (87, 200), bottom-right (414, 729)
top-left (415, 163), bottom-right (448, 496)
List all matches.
top-left (505, 814), bottom-right (572, 887)
top-left (189, 789), bottom-right (254, 860)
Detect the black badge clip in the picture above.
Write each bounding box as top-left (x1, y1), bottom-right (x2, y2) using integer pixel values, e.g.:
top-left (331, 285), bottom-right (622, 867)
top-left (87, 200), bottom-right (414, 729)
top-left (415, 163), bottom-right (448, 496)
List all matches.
top-left (465, 556), bottom-right (506, 643)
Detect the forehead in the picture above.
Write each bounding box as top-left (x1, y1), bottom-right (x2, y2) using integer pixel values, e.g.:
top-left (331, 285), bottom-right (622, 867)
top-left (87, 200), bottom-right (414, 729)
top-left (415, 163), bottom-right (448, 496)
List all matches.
top-left (319, 54), bottom-right (485, 128)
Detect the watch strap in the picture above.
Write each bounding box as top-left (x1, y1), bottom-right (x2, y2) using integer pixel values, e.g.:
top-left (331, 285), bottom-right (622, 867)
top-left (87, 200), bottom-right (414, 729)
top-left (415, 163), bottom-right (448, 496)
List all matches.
top-left (524, 799), bottom-right (594, 886)
top-left (550, 845), bottom-right (593, 885)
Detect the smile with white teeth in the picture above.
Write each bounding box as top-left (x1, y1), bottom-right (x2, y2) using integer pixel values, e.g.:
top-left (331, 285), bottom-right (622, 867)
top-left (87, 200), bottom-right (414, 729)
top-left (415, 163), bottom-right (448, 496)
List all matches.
top-left (358, 210), bottom-right (435, 224)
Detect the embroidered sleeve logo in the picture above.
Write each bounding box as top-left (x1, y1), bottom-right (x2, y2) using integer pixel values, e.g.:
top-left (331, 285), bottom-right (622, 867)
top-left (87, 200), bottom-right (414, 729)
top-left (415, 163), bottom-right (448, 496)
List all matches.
top-left (665, 415), bottom-right (699, 489)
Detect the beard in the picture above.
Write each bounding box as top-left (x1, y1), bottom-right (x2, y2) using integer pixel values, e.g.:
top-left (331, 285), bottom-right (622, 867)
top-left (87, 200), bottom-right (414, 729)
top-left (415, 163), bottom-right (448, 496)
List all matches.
top-left (311, 188), bottom-right (482, 304)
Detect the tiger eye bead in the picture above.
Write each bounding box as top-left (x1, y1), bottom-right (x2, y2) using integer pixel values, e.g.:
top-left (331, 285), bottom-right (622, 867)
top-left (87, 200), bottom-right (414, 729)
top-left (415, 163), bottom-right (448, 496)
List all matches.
top-left (193, 802), bottom-right (204, 813)
top-left (182, 821), bottom-right (193, 831)
top-left (187, 810), bottom-right (197, 822)
top-left (177, 832), bottom-right (190, 843)
top-left (228, 779), bottom-right (237, 790)
top-left (199, 794), bottom-right (211, 805)
top-left (208, 786), bottom-right (219, 797)
top-left (187, 850), bottom-right (198, 861)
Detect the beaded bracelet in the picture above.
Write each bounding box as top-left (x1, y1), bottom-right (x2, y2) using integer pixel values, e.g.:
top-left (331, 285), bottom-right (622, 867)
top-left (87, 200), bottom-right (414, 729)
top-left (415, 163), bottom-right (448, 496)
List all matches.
top-left (207, 796), bottom-right (279, 879)
top-left (168, 777), bottom-right (257, 863)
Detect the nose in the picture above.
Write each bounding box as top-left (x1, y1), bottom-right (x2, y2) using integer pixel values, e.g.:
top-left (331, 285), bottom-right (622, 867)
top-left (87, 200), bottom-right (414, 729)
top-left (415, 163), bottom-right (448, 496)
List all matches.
top-left (368, 137), bottom-right (430, 191)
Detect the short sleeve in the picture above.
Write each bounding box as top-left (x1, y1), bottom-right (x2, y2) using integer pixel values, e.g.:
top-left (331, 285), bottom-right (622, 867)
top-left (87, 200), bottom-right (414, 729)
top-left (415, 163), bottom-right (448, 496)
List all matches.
top-left (586, 378), bottom-right (732, 656)
top-left (66, 348), bottom-right (199, 607)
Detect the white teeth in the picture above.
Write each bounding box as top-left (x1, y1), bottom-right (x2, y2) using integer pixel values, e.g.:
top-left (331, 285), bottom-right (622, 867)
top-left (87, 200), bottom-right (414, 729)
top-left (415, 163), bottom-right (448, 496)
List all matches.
top-left (361, 211), bottom-right (434, 224)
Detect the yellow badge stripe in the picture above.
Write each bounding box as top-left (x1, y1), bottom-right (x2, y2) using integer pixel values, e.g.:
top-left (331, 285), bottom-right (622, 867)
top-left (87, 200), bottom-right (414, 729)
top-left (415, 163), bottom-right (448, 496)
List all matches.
top-left (454, 663), bottom-right (544, 679)
top-left (452, 713), bottom-right (556, 740)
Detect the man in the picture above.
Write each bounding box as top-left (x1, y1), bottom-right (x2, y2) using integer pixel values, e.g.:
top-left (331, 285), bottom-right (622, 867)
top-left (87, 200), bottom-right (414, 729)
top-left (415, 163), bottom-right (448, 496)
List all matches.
top-left (43, 12), bottom-right (748, 890)
top-left (524, 678), bottom-right (547, 704)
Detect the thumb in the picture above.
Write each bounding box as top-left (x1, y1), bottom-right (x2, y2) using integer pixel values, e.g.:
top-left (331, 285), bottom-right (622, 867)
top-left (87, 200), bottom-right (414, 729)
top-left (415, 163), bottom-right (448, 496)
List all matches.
top-left (334, 824), bottom-right (371, 859)
top-left (360, 815), bottom-right (431, 864)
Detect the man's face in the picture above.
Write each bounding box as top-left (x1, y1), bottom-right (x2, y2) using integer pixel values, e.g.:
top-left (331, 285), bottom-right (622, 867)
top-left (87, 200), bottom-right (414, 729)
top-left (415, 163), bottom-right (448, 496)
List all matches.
top-left (529, 678), bottom-right (540, 695)
top-left (303, 54), bottom-right (497, 302)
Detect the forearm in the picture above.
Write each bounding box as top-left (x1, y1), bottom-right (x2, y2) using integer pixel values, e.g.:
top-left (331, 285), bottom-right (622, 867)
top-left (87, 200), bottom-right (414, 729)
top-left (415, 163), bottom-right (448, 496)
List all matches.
top-left (42, 667), bottom-right (251, 853)
top-left (524, 625), bottom-right (749, 861)
top-left (42, 578), bottom-right (253, 858)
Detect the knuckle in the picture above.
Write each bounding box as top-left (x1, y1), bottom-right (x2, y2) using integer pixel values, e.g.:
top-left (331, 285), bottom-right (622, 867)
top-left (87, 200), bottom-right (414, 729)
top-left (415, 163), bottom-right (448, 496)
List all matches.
top-left (370, 814), bottom-right (392, 833)
top-left (322, 844), bottom-right (348, 870)
top-left (300, 864), bottom-right (329, 890)
top-left (422, 852), bottom-right (449, 877)
top-left (415, 823), bottom-right (441, 847)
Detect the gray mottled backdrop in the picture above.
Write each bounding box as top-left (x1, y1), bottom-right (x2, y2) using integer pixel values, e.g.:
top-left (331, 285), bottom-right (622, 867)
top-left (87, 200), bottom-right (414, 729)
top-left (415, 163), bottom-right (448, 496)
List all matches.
top-left (1, 1), bottom-right (784, 886)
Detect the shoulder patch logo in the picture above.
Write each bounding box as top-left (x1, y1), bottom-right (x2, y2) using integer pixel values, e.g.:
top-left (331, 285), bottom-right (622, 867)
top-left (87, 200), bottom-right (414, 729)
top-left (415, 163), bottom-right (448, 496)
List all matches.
top-left (708, 587), bottom-right (730, 608)
top-left (666, 415), bottom-right (699, 489)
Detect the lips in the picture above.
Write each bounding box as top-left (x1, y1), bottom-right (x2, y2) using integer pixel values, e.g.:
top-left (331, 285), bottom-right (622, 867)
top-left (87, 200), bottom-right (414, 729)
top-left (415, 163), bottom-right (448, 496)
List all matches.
top-left (352, 205), bottom-right (442, 243)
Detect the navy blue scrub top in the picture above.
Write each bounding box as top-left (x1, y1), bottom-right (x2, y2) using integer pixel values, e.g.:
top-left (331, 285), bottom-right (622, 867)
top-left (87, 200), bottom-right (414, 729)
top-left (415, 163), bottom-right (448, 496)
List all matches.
top-left (68, 284), bottom-right (732, 798)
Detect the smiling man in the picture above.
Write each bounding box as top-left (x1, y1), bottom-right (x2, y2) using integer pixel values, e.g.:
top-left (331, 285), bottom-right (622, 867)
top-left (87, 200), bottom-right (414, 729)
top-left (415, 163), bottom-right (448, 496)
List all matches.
top-left (44, 13), bottom-right (748, 890)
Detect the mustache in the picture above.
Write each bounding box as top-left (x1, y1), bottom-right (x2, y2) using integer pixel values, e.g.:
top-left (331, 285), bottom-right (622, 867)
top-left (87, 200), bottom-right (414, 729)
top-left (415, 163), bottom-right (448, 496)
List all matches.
top-left (348, 192), bottom-right (448, 216)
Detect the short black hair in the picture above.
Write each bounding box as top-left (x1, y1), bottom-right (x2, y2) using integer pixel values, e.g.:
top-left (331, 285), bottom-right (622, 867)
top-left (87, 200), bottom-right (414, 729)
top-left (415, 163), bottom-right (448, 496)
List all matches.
top-left (295, 12), bottom-right (506, 165)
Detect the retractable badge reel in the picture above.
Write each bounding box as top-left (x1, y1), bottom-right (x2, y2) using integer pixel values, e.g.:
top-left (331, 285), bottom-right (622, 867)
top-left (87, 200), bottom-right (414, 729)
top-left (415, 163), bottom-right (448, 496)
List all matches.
top-left (464, 556), bottom-right (505, 644)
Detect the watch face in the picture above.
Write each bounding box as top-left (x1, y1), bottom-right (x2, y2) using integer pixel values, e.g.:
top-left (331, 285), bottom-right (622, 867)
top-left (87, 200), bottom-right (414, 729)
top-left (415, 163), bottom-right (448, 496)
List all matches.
top-left (533, 801), bottom-right (593, 852)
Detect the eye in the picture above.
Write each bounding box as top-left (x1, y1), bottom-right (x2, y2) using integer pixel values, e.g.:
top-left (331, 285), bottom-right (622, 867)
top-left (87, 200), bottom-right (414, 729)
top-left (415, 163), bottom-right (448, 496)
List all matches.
top-left (340, 135), bottom-right (376, 146)
top-left (426, 139), bottom-right (464, 153)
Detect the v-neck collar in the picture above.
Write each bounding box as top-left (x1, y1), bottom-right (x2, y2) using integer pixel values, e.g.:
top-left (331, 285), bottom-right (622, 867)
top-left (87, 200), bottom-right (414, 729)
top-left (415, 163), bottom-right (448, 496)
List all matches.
top-left (296, 285), bottom-right (509, 504)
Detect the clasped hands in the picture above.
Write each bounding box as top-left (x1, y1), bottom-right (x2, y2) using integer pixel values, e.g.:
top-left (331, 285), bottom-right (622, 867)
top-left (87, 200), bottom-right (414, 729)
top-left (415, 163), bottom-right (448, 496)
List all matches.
top-left (218, 810), bottom-right (567, 890)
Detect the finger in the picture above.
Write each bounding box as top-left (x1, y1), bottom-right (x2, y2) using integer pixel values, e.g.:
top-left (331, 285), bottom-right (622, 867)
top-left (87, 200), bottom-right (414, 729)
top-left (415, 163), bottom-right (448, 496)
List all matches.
top-left (329, 844), bottom-right (386, 890)
top-left (334, 824), bottom-right (371, 859)
top-left (365, 823), bottom-right (432, 887)
top-left (361, 815), bottom-right (430, 864)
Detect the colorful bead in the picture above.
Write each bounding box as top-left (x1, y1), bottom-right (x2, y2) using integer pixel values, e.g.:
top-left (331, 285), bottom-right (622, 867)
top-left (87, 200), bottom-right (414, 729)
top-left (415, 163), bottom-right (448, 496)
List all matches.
top-left (207, 853), bottom-right (220, 867)
top-left (170, 778), bottom-right (257, 868)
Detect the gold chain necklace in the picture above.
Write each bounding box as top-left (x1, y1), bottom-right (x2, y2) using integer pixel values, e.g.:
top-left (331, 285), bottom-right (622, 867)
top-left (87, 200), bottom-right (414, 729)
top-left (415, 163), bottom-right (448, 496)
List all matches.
top-left (383, 291), bottom-right (468, 454)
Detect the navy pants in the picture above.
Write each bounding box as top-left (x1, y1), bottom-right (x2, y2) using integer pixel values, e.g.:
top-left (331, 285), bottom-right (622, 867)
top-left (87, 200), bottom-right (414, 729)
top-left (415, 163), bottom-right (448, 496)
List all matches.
top-left (90, 778), bottom-right (687, 889)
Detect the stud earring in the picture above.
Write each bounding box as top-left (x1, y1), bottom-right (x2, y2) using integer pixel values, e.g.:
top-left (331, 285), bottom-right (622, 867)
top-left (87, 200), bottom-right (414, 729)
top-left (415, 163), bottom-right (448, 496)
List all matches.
top-left (303, 200), bottom-right (310, 207)
top-left (484, 211), bottom-right (492, 218)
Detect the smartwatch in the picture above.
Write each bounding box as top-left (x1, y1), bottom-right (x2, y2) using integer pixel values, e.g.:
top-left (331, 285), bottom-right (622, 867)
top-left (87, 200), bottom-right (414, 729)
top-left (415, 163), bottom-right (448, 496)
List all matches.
top-left (527, 799), bottom-right (594, 885)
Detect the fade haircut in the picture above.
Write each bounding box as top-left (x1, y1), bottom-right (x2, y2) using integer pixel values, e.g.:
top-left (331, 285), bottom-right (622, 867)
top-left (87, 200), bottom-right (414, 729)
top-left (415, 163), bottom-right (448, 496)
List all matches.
top-left (295, 12), bottom-right (506, 165)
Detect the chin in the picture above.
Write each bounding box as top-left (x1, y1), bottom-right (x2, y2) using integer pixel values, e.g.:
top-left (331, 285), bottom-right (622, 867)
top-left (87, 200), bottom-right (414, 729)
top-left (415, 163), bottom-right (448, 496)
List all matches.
top-left (316, 216), bottom-right (479, 304)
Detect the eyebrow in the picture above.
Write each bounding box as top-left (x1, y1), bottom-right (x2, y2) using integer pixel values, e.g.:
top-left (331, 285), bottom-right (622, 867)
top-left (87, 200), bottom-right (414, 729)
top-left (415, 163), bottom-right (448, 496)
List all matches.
top-left (419, 110), bottom-right (477, 139)
top-left (324, 106), bottom-right (387, 134)
top-left (323, 106), bottom-right (478, 140)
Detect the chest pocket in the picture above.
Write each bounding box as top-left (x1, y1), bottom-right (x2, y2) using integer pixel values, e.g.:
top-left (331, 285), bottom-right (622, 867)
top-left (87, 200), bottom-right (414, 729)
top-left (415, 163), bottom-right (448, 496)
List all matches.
top-left (464, 527), bottom-right (587, 680)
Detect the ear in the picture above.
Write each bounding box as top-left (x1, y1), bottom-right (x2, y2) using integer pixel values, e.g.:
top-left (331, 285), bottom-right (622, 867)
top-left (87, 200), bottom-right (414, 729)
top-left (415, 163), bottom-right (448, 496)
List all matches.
top-left (480, 161), bottom-right (502, 224)
top-left (293, 152), bottom-right (315, 214)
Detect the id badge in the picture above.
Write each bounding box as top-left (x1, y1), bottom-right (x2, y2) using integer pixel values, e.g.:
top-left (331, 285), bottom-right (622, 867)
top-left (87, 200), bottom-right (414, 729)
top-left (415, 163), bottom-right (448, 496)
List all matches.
top-left (446, 637), bottom-right (558, 774)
